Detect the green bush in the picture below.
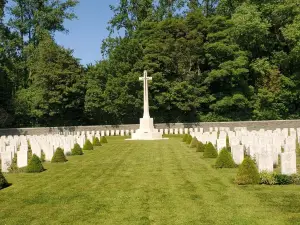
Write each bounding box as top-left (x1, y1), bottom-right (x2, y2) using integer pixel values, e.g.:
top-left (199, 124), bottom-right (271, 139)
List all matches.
top-left (93, 137), bottom-right (102, 146)
top-left (100, 136), bottom-right (108, 144)
top-left (72, 143), bottom-right (83, 155)
top-left (275, 174), bottom-right (293, 185)
top-left (235, 157), bottom-right (260, 185)
top-left (196, 142), bottom-right (205, 152)
top-left (51, 148), bottom-right (67, 163)
top-left (259, 172), bottom-right (277, 185)
top-left (182, 134), bottom-right (188, 142)
top-left (41, 151), bottom-right (46, 162)
top-left (83, 139), bottom-right (93, 150)
top-left (8, 153), bottom-right (19, 173)
top-left (186, 135), bottom-right (193, 145)
top-left (215, 148), bottom-right (236, 168)
top-left (203, 142), bottom-right (218, 158)
top-left (290, 174), bottom-right (300, 185)
top-left (27, 154), bottom-right (44, 173)
top-left (0, 170), bottom-right (9, 190)
top-left (189, 137), bottom-right (198, 148)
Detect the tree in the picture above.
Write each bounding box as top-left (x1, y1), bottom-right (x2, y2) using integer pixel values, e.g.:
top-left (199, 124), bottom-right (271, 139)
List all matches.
top-left (14, 33), bottom-right (85, 127)
top-left (8, 0), bottom-right (78, 46)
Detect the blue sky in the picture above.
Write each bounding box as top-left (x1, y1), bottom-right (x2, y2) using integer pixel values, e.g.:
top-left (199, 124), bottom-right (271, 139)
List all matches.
top-left (54, 0), bottom-right (121, 65)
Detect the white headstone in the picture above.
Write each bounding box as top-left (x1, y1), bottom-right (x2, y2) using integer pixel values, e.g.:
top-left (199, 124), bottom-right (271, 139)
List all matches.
top-left (1, 151), bottom-right (12, 172)
top-left (17, 150), bottom-right (28, 168)
top-left (231, 145), bottom-right (244, 165)
top-left (281, 151), bottom-right (297, 175)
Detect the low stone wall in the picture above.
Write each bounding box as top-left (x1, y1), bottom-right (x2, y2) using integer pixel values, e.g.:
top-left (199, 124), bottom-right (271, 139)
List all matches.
top-left (1, 120), bottom-right (300, 136)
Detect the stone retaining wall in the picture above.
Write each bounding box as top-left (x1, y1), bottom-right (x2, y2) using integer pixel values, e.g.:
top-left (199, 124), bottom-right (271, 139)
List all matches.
top-left (1, 120), bottom-right (300, 136)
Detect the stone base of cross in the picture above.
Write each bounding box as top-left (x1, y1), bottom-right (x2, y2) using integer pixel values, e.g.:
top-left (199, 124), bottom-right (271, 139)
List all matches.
top-left (128, 70), bottom-right (166, 140)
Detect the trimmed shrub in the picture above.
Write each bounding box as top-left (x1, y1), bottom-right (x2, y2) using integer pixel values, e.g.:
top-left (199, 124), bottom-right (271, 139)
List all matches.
top-left (290, 174), bottom-right (300, 185)
top-left (0, 170), bottom-right (9, 190)
top-left (275, 174), bottom-right (293, 185)
top-left (186, 135), bottom-right (193, 145)
top-left (189, 137), bottom-right (198, 148)
top-left (83, 140), bottom-right (93, 150)
top-left (259, 172), bottom-right (276, 185)
top-left (8, 153), bottom-right (19, 173)
top-left (203, 143), bottom-right (218, 158)
top-left (100, 136), bottom-right (108, 144)
top-left (72, 143), bottom-right (83, 155)
top-left (235, 157), bottom-right (260, 185)
top-left (51, 148), bottom-right (67, 163)
top-left (41, 151), bottom-right (46, 162)
top-left (196, 141), bottom-right (205, 152)
top-left (182, 134), bottom-right (188, 142)
top-left (215, 148), bottom-right (236, 168)
top-left (93, 137), bottom-right (102, 146)
top-left (27, 154), bottom-right (44, 173)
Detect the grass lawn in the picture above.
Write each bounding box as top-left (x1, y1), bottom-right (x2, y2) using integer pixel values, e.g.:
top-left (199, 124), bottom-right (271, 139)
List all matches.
top-left (1, 136), bottom-right (300, 225)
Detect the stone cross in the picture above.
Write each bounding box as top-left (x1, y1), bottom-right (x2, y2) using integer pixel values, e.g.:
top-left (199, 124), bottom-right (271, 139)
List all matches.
top-left (139, 70), bottom-right (152, 119)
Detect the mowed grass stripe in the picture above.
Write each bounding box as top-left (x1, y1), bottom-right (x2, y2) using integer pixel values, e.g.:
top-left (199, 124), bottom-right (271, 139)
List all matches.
top-left (1, 137), bottom-right (300, 224)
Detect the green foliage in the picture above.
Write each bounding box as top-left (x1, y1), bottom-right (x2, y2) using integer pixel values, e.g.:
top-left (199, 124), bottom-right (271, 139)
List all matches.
top-left (93, 137), bottom-right (102, 146)
top-left (83, 140), bottom-right (93, 150)
top-left (0, 170), bottom-right (9, 190)
top-left (259, 172), bottom-right (277, 185)
top-left (196, 141), bottom-right (205, 152)
top-left (203, 142), bottom-right (218, 158)
top-left (215, 148), bottom-right (236, 168)
top-left (2, 0), bottom-right (300, 127)
top-left (274, 174), bottom-right (293, 185)
top-left (26, 154), bottom-right (44, 173)
top-left (51, 148), bottom-right (67, 163)
top-left (182, 134), bottom-right (188, 142)
top-left (41, 151), bottom-right (46, 162)
top-left (235, 157), bottom-right (260, 185)
top-left (8, 153), bottom-right (19, 173)
top-left (71, 143), bottom-right (83, 156)
top-left (100, 136), bottom-right (108, 144)
top-left (189, 137), bottom-right (198, 148)
top-left (186, 135), bottom-right (193, 145)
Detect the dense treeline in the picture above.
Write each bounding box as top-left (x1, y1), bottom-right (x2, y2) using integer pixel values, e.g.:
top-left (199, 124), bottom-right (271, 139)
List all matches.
top-left (1, 0), bottom-right (300, 128)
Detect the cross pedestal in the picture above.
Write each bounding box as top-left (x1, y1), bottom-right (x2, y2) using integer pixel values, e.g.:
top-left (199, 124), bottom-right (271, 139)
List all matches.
top-left (129, 70), bottom-right (166, 140)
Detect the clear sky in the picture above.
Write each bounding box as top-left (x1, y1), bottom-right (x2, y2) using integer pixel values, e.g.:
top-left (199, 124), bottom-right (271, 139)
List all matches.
top-left (55, 0), bottom-right (121, 65)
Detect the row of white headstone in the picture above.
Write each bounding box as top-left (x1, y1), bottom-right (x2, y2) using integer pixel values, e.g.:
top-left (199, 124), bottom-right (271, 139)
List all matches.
top-left (191, 128), bottom-right (298, 175)
top-left (1, 127), bottom-right (298, 175)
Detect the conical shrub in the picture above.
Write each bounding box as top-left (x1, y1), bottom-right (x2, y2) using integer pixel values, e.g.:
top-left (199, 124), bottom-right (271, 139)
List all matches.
top-left (215, 148), bottom-right (236, 168)
top-left (190, 137), bottom-right (198, 148)
top-left (196, 141), bottom-right (205, 152)
top-left (182, 134), bottom-right (188, 142)
top-left (100, 136), bottom-right (108, 144)
top-left (235, 157), bottom-right (260, 185)
top-left (83, 139), bottom-right (93, 150)
top-left (51, 147), bottom-right (67, 163)
top-left (71, 143), bottom-right (83, 155)
top-left (27, 154), bottom-right (44, 173)
top-left (186, 135), bottom-right (193, 145)
top-left (0, 170), bottom-right (8, 190)
top-left (93, 137), bottom-right (101, 146)
top-left (203, 142), bottom-right (218, 158)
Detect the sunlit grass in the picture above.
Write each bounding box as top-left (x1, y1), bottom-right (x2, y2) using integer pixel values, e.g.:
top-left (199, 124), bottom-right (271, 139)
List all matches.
top-left (1, 136), bottom-right (300, 225)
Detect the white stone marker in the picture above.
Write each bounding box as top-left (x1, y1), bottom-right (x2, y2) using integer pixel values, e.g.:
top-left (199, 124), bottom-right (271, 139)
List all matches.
top-left (216, 139), bottom-right (226, 152)
top-left (281, 151), bottom-right (297, 175)
top-left (1, 151), bottom-right (12, 172)
top-left (184, 128), bottom-right (189, 134)
top-left (231, 145), bottom-right (244, 165)
top-left (164, 129), bottom-right (169, 135)
top-left (17, 150), bottom-right (28, 168)
top-left (125, 130), bottom-right (130, 136)
top-left (100, 131), bottom-right (105, 137)
top-left (169, 129), bottom-right (174, 134)
top-left (174, 129), bottom-right (179, 135)
top-left (120, 130), bottom-right (125, 136)
top-left (179, 129), bottom-right (183, 135)
top-left (116, 130), bottom-right (120, 136)
top-left (105, 130), bottom-right (110, 136)
top-left (131, 70), bottom-right (163, 140)
top-left (258, 151), bottom-right (273, 172)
